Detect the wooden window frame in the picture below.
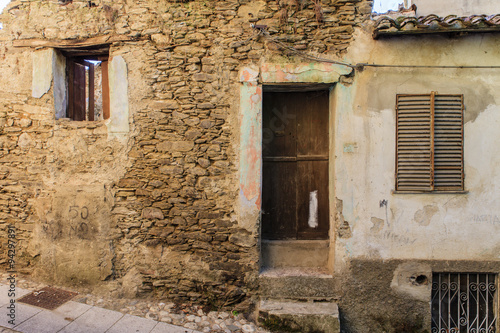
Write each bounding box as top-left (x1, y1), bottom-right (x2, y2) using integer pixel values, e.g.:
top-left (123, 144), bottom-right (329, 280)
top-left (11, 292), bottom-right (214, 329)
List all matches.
top-left (62, 47), bottom-right (110, 122)
top-left (395, 92), bottom-right (465, 193)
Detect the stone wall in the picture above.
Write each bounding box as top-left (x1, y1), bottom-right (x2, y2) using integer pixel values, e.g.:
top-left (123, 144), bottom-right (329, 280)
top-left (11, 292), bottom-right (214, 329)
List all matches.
top-left (0, 0), bottom-right (372, 308)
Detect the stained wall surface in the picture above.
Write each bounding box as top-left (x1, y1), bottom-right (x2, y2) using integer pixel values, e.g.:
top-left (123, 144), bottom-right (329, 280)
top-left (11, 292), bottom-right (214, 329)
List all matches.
top-left (1, 0), bottom-right (500, 331)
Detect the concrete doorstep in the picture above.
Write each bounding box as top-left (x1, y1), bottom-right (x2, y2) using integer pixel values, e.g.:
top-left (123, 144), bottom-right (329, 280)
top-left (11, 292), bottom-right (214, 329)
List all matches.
top-left (258, 300), bottom-right (340, 333)
top-left (0, 283), bottom-right (201, 333)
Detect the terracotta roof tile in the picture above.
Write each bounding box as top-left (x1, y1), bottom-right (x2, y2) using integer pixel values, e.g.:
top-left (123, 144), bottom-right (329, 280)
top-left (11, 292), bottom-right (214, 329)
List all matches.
top-left (373, 14), bottom-right (500, 39)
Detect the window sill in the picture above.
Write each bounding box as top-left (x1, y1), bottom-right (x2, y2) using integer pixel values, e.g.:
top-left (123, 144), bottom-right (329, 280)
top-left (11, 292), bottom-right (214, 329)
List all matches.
top-left (54, 118), bottom-right (108, 131)
top-left (392, 190), bottom-right (469, 195)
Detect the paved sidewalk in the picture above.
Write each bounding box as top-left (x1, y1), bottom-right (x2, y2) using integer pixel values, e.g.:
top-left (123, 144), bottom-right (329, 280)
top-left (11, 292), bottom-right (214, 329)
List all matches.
top-left (0, 284), bottom-right (201, 333)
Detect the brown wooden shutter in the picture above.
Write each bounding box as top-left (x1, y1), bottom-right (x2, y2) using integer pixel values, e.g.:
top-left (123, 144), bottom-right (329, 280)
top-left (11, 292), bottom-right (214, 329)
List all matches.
top-left (396, 93), bottom-right (464, 192)
top-left (396, 94), bottom-right (433, 191)
top-left (72, 61), bottom-right (87, 121)
top-left (433, 94), bottom-right (464, 190)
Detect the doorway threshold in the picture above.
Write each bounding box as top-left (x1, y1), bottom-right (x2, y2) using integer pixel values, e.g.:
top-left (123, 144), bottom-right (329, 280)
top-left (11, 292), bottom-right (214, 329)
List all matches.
top-left (261, 239), bottom-right (330, 270)
top-left (259, 266), bottom-right (332, 278)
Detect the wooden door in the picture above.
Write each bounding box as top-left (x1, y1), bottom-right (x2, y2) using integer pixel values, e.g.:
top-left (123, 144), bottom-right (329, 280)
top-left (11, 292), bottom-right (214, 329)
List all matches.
top-left (262, 90), bottom-right (329, 240)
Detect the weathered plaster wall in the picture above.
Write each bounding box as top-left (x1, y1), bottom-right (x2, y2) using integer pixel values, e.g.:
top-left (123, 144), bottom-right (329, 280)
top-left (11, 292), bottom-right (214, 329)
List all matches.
top-left (412, 0), bottom-right (499, 16)
top-left (329, 24), bottom-right (500, 332)
top-left (339, 29), bottom-right (500, 263)
top-left (2, 0), bottom-right (499, 331)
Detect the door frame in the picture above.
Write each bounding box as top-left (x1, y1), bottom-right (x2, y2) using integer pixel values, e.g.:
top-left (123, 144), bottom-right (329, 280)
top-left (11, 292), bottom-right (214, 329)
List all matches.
top-left (238, 63), bottom-right (353, 273)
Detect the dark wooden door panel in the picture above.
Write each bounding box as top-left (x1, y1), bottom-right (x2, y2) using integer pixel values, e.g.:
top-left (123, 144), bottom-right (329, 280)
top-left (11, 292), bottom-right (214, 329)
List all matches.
top-left (297, 90), bottom-right (329, 157)
top-left (262, 161), bottom-right (297, 240)
top-left (262, 90), bottom-right (330, 241)
top-left (297, 160), bottom-right (329, 239)
top-left (262, 92), bottom-right (297, 158)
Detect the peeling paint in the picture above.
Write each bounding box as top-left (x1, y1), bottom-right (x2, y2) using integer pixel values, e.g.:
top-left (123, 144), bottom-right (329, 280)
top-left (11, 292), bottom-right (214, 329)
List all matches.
top-left (336, 198), bottom-right (352, 239)
top-left (370, 217), bottom-right (384, 233)
top-left (239, 66), bottom-right (259, 83)
top-left (414, 205), bottom-right (439, 226)
top-left (239, 82), bottom-right (262, 209)
top-left (261, 63), bottom-right (352, 83)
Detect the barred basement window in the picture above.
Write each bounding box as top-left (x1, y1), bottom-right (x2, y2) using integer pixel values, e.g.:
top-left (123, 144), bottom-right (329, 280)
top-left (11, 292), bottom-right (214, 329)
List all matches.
top-left (396, 92), bottom-right (464, 192)
top-left (62, 46), bottom-right (110, 121)
top-left (431, 273), bottom-right (497, 333)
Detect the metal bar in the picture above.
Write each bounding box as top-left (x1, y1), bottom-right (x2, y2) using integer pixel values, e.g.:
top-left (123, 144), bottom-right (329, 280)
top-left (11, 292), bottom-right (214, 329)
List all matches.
top-left (439, 273), bottom-right (442, 331)
top-left (477, 275), bottom-right (480, 332)
top-left (457, 273), bottom-right (460, 333)
top-left (486, 274), bottom-right (489, 330)
top-left (467, 274), bottom-right (470, 332)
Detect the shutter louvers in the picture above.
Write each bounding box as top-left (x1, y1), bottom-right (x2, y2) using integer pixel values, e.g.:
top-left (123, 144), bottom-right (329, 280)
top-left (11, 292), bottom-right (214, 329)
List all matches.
top-left (433, 95), bottom-right (464, 190)
top-left (396, 95), bottom-right (433, 191)
top-left (396, 93), bottom-right (464, 192)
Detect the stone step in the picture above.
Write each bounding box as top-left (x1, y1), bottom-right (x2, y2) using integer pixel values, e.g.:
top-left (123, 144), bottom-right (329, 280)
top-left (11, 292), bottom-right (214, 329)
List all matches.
top-left (259, 267), bottom-right (337, 300)
top-left (261, 240), bottom-right (330, 269)
top-left (258, 299), bottom-right (340, 333)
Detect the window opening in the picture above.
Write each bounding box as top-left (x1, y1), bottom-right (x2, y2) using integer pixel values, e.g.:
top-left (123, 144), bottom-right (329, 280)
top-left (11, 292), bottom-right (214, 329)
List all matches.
top-left (431, 273), bottom-right (497, 333)
top-left (61, 46), bottom-right (110, 121)
top-left (395, 93), bottom-right (464, 192)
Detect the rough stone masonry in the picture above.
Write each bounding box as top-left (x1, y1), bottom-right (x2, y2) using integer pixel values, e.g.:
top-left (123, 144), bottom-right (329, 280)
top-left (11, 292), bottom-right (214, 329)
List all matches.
top-left (0, 0), bottom-right (372, 311)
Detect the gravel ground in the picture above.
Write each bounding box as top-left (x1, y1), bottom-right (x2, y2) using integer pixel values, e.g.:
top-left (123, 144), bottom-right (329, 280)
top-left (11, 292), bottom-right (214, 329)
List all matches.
top-left (0, 273), bottom-right (269, 333)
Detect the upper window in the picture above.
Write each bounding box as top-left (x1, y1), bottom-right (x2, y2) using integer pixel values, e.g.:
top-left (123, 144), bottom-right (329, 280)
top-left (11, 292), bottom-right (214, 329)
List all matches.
top-left (395, 93), bottom-right (464, 192)
top-left (61, 46), bottom-right (110, 121)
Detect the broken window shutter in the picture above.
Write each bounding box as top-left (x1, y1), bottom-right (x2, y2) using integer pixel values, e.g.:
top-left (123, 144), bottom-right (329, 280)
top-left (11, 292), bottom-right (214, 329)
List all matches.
top-left (73, 62), bottom-right (87, 121)
top-left (396, 94), bottom-right (433, 191)
top-left (84, 60), bottom-right (95, 121)
top-left (67, 59), bottom-right (75, 120)
top-left (433, 94), bottom-right (464, 190)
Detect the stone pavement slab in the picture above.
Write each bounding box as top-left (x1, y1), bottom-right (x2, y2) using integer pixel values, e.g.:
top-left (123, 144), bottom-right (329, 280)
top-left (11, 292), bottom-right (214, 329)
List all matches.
top-left (0, 303), bottom-right (42, 330)
top-left (0, 328), bottom-right (21, 333)
top-left (106, 314), bottom-right (158, 333)
top-left (0, 283), bottom-right (205, 333)
top-left (0, 285), bottom-right (31, 305)
top-left (58, 306), bottom-right (124, 333)
top-left (14, 301), bottom-right (92, 333)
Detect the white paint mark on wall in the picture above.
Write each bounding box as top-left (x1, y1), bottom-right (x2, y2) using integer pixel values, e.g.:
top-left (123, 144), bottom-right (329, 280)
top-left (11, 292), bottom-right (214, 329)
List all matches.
top-left (308, 190), bottom-right (318, 228)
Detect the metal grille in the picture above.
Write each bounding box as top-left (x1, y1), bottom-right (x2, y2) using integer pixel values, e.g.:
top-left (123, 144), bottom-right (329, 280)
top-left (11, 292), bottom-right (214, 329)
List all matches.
top-left (396, 93), bottom-right (464, 192)
top-left (18, 286), bottom-right (78, 310)
top-left (431, 273), bottom-right (497, 333)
